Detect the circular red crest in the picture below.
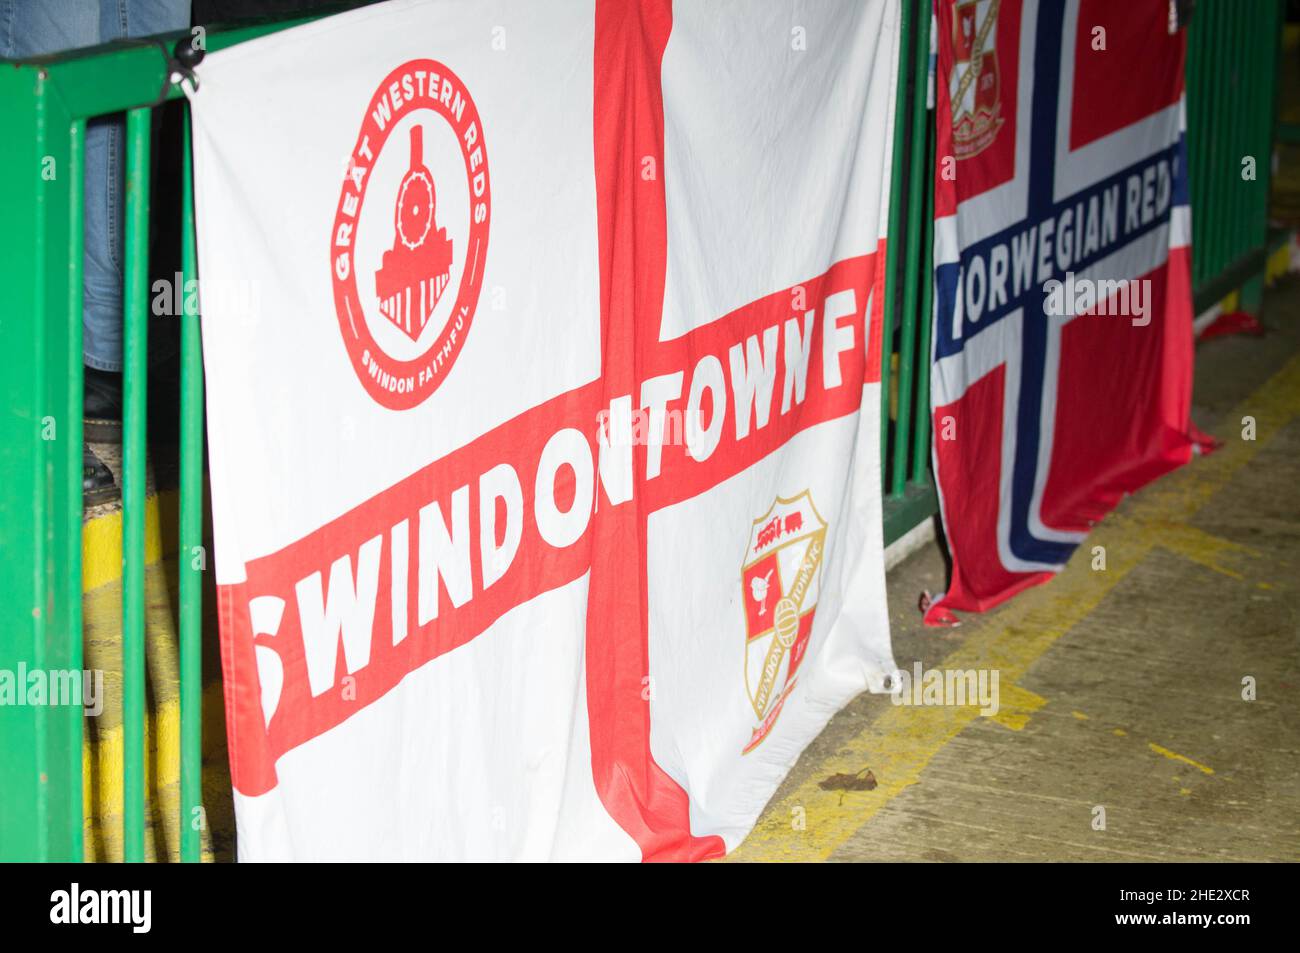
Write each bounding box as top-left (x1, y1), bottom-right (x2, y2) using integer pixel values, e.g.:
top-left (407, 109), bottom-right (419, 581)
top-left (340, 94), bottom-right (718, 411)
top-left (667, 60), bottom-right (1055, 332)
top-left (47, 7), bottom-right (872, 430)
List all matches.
top-left (330, 59), bottom-right (490, 410)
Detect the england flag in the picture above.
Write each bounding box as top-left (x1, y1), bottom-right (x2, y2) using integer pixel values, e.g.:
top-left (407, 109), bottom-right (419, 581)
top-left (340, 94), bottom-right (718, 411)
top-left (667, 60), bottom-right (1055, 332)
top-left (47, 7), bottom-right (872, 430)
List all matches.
top-left (190, 0), bottom-right (901, 860)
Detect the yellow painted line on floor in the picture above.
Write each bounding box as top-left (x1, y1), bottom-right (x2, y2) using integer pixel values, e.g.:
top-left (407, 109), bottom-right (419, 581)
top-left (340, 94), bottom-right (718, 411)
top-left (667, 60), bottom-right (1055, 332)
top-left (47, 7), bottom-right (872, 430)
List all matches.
top-left (1266, 239), bottom-right (1294, 284)
top-left (988, 683), bottom-right (1046, 732)
top-left (82, 676), bottom-right (225, 823)
top-left (83, 693), bottom-right (180, 861)
top-left (82, 489), bottom-right (175, 591)
top-left (1151, 522), bottom-right (1257, 581)
top-left (1148, 742), bottom-right (1215, 776)
top-left (82, 680), bottom-right (223, 862)
top-left (81, 487), bottom-right (214, 861)
top-left (730, 351), bottom-right (1300, 861)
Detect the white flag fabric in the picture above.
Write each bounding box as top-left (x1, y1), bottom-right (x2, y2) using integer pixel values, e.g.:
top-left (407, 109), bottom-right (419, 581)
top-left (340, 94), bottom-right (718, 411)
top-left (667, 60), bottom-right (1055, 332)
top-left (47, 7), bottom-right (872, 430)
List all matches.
top-left (190, 0), bottom-right (900, 861)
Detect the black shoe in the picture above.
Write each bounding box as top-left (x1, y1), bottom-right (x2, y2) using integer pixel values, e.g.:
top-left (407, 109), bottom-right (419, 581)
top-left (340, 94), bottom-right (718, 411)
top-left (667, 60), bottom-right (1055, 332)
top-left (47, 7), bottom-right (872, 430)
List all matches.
top-left (84, 365), bottom-right (123, 444)
top-left (83, 446), bottom-right (119, 508)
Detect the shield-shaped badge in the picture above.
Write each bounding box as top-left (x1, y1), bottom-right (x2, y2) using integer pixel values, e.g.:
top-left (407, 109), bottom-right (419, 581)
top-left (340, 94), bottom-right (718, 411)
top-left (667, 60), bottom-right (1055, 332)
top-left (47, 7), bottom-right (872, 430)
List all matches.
top-left (740, 491), bottom-right (828, 753)
top-left (950, 0), bottom-right (1005, 159)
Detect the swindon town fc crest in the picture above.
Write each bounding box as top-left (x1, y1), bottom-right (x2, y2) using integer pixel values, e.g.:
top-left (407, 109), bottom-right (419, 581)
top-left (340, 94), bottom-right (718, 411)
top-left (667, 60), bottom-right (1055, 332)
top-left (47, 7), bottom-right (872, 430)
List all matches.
top-left (950, 0), bottom-right (1004, 159)
top-left (740, 492), bottom-right (827, 753)
top-left (330, 59), bottom-right (491, 410)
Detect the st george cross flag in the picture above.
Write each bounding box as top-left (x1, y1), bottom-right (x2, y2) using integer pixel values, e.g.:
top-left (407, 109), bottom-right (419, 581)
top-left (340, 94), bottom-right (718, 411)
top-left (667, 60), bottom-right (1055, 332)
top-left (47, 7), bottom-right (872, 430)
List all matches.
top-left (927, 0), bottom-right (1211, 621)
top-left (189, 0), bottom-right (900, 860)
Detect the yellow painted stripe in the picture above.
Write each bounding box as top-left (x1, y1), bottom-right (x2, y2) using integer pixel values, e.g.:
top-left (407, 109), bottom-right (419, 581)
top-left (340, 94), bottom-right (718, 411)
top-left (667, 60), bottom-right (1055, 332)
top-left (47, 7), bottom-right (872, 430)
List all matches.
top-left (730, 351), bottom-right (1300, 861)
top-left (82, 490), bottom-right (175, 591)
top-left (83, 694), bottom-right (179, 861)
top-left (81, 486), bottom-right (214, 860)
top-left (1152, 522), bottom-right (1257, 580)
top-left (988, 682), bottom-right (1046, 732)
top-left (1266, 238), bottom-right (1295, 285)
top-left (1148, 742), bottom-right (1215, 776)
top-left (81, 681), bottom-right (222, 862)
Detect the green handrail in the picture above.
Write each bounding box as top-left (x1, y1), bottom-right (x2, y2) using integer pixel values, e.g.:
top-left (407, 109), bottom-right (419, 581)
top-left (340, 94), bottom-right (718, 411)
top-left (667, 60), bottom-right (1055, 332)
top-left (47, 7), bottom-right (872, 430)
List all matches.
top-left (0, 10), bottom-right (357, 863)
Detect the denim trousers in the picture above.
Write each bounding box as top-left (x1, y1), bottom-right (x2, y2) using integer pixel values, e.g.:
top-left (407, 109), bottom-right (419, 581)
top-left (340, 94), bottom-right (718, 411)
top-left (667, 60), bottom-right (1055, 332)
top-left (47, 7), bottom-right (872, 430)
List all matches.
top-left (0, 0), bottom-right (190, 371)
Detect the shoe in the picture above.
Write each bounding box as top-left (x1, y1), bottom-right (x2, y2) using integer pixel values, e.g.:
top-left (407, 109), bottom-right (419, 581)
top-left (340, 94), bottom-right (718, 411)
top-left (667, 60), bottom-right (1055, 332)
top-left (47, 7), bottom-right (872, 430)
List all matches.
top-left (84, 365), bottom-right (123, 443)
top-left (83, 446), bottom-right (119, 507)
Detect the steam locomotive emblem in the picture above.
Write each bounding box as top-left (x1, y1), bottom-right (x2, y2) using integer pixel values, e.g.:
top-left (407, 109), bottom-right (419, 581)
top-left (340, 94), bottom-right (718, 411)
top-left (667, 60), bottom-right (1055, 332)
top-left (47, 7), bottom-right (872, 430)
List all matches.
top-left (375, 125), bottom-right (455, 341)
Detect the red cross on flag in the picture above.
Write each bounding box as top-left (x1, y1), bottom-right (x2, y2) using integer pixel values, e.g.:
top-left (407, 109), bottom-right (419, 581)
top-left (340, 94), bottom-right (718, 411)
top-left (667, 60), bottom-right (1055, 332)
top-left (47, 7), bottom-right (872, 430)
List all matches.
top-left (190, 0), bottom-right (900, 861)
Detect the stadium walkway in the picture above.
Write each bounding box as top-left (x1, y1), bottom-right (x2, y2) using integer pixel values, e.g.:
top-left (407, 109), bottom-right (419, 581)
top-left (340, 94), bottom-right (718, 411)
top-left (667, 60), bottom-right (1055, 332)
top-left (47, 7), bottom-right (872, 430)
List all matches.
top-left (732, 272), bottom-right (1300, 862)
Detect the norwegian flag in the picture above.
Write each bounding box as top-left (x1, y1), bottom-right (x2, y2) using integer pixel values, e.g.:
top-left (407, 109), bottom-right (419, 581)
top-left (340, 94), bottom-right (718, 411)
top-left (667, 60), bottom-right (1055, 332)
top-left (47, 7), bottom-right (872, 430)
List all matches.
top-left (927, 0), bottom-right (1212, 621)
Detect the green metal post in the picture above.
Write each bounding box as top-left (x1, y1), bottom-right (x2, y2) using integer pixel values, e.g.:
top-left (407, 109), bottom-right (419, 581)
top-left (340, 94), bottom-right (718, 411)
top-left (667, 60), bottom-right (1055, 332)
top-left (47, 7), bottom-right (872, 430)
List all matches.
top-left (179, 112), bottom-right (205, 863)
top-left (912, 123), bottom-right (936, 486)
top-left (1188, 15), bottom-right (1206, 287)
top-left (0, 66), bottom-right (85, 862)
top-left (121, 107), bottom-right (151, 863)
top-left (1207, 3), bottom-right (1227, 281)
top-left (1222, 2), bottom-right (1239, 279)
top-left (881, 0), bottom-right (915, 480)
top-left (1201, 0), bottom-right (1222, 282)
top-left (64, 119), bottom-right (88, 862)
top-left (891, 1), bottom-right (931, 496)
top-left (1231, 9), bottom-right (1248, 267)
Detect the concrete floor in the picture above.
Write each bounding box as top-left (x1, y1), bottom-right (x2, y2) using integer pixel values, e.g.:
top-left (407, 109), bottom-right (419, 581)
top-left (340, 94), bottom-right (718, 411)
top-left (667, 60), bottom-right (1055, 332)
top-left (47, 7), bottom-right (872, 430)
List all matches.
top-left (731, 275), bottom-right (1300, 862)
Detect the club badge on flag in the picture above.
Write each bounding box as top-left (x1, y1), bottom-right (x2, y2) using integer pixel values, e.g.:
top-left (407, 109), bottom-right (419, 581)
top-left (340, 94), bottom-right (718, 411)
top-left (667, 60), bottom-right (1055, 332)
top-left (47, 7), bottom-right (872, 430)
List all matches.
top-left (329, 58), bottom-right (490, 408)
top-left (189, 0), bottom-right (902, 860)
top-left (740, 491), bottom-right (826, 753)
top-left (950, 0), bottom-right (1005, 159)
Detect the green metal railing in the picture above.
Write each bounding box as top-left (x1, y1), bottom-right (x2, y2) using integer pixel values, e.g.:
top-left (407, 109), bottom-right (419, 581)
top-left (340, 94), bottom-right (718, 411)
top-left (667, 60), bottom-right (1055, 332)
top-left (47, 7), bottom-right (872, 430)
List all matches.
top-left (0, 14), bottom-right (337, 863)
top-left (1186, 0), bottom-right (1287, 314)
top-left (881, 0), bottom-right (939, 544)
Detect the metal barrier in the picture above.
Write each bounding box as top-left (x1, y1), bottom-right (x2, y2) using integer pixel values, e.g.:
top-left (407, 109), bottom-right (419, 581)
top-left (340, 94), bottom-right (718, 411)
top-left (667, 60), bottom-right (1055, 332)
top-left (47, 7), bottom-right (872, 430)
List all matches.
top-left (881, 0), bottom-right (939, 544)
top-left (0, 14), bottom-right (327, 863)
top-left (1186, 0), bottom-right (1287, 314)
top-left (0, 0), bottom-right (1282, 861)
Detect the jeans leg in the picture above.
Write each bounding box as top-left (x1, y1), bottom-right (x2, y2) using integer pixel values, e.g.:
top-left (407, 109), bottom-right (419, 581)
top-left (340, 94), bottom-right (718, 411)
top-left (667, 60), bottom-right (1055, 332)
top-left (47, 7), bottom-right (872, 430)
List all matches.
top-left (80, 0), bottom-right (191, 372)
top-left (83, 115), bottom-right (124, 372)
top-left (0, 1), bottom-right (100, 60)
top-left (124, 0), bottom-right (190, 39)
top-left (80, 2), bottom-right (130, 371)
top-left (0, 3), bottom-right (116, 367)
